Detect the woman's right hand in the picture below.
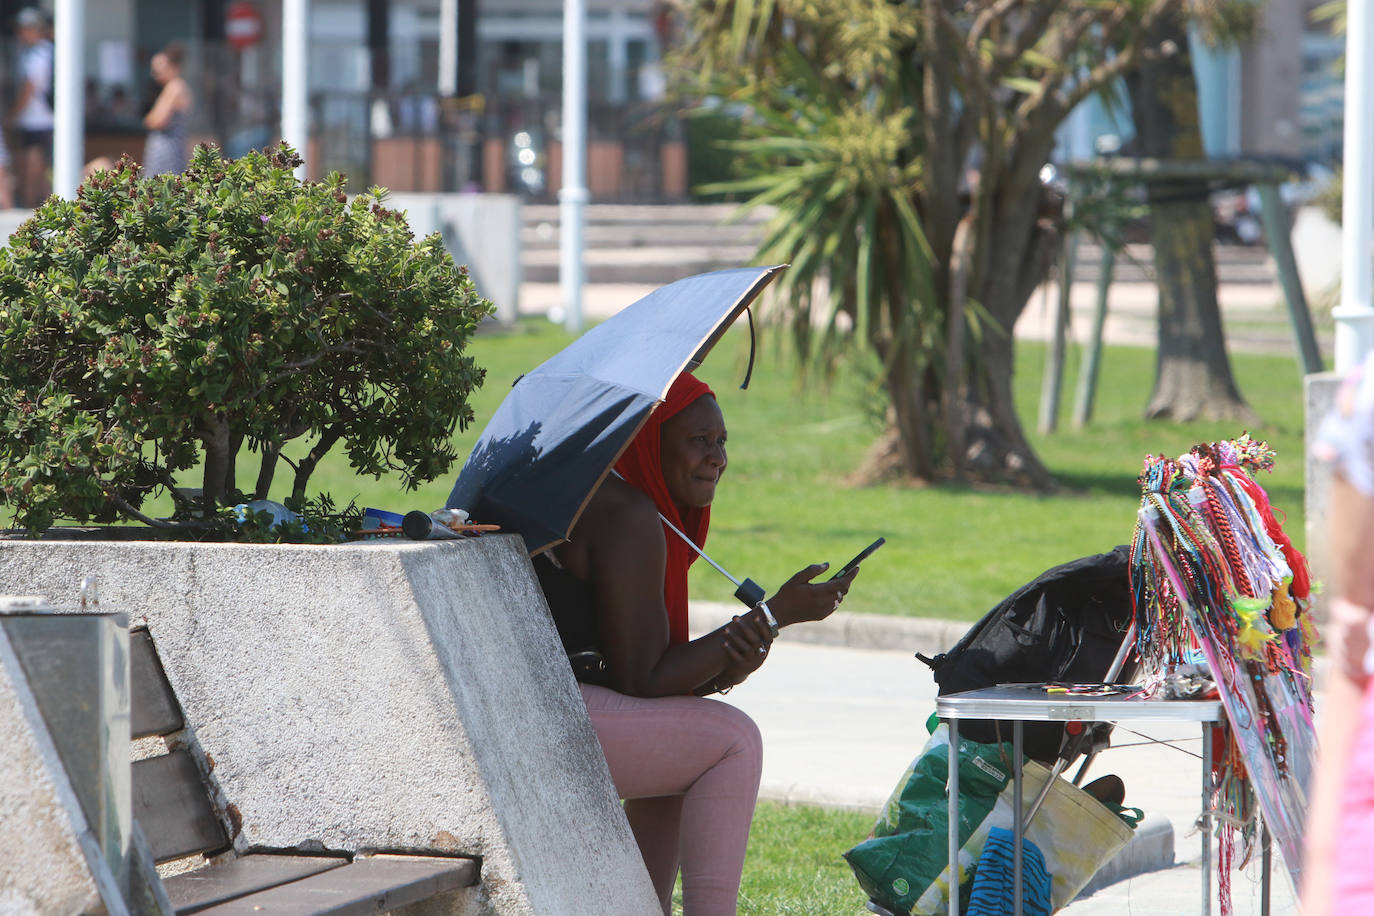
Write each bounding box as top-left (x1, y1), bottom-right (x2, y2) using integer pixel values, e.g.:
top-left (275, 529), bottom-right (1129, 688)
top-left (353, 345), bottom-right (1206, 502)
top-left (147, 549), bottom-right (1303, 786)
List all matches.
top-left (770, 563), bottom-right (859, 627)
top-left (714, 613), bottom-right (773, 691)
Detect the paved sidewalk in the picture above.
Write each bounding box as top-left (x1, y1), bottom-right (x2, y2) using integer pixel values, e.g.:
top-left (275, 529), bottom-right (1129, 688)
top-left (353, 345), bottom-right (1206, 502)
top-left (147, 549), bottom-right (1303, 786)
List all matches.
top-left (519, 266), bottom-right (1324, 361)
top-left (690, 604), bottom-right (1303, 914)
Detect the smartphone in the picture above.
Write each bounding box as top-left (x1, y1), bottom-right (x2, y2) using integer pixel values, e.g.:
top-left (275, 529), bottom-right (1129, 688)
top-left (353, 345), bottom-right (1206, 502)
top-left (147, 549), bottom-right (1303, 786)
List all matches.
top-left (830, 537), bottom-right (885, 580)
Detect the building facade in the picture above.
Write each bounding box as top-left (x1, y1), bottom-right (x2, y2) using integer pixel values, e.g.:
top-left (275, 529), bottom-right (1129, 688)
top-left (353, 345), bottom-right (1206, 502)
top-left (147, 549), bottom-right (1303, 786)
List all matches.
top-left (2, 0), bottom-right (1347, 201)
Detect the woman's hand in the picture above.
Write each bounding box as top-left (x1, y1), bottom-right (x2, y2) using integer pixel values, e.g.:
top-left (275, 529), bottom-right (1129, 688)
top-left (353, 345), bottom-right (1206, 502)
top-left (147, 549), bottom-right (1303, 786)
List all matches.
top-left (713, 613), bottom-right (773, 691)
top-left (770, 563), bottom-right (859, 627)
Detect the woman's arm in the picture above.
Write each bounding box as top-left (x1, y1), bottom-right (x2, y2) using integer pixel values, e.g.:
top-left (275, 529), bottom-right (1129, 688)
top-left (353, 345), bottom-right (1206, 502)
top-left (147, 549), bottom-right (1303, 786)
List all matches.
top-left (1301, 476), bottom-right (1374, 916)
top-left (575, 481), bottom-right (770, 697)
top-left (144, 79), bottom-right (189, 130)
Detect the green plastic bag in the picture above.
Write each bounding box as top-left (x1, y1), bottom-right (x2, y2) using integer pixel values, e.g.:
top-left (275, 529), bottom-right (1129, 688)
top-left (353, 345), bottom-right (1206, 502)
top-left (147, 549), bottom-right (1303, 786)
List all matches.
top-left (844, 723), bottom-right (1135, 915)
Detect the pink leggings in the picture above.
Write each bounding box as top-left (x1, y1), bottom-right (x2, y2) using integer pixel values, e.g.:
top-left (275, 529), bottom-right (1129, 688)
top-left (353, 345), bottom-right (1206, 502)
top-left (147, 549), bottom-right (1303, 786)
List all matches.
top-left (1333, 678), bottom-right (1374, 908)
top-left (580, 683), bottom-right (763, 916)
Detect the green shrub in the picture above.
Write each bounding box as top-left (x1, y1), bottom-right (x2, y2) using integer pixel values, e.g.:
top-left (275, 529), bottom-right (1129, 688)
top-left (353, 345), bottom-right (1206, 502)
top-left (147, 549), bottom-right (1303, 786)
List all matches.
top-left (0, 143), bottom-right (492, 534)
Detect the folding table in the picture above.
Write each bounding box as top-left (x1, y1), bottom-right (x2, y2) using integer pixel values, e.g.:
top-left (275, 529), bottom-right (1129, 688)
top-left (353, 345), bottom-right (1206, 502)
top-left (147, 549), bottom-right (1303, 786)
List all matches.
top-left (937, 685), bottom-right (1233, 916)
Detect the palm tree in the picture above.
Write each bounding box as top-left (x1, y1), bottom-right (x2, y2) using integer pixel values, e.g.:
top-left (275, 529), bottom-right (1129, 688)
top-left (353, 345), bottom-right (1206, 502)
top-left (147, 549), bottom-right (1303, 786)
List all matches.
top-left (673, 0), bottom-right (1211, 487)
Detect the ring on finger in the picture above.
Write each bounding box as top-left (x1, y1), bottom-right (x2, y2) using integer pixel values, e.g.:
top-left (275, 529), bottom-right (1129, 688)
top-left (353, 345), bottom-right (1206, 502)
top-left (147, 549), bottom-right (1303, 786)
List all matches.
top-left (757, 646), bottom-right (767, 655)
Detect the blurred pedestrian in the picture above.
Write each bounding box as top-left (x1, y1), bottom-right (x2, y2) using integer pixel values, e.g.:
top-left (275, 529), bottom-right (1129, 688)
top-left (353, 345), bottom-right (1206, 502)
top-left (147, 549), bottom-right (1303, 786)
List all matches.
top-left (142, 42), bottom-right (192, 176)
top-left (1301, 353), bottom-right (1374, 915)
top-left (11, 7), bottom-right (52, 207)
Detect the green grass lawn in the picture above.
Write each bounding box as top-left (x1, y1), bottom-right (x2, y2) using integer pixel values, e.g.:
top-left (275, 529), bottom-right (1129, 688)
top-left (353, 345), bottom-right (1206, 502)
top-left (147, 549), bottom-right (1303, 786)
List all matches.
top-left (671, 801), bottom-right (877, 916)
top-left (140, 316), bottom-right (1310, 622)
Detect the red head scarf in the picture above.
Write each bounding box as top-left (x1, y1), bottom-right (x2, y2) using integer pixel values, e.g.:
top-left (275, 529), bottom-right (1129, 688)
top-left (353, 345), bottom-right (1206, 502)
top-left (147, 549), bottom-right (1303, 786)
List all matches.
top-left (614, 372), bottom-right (716, 645)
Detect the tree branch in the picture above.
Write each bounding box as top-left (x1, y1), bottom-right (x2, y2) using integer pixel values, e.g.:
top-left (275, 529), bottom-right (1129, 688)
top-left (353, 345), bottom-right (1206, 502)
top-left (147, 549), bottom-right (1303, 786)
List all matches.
top-left (1012, 0), bottom-right (1182, 165)
top-left (921, 0), bottom-right (965, 259)
top-left (969, 0), bottom-right (1026, 50)
top-left (989, 2), bottom-right (1062, 85)
top-left (108, 491), bottom-right (179, 529)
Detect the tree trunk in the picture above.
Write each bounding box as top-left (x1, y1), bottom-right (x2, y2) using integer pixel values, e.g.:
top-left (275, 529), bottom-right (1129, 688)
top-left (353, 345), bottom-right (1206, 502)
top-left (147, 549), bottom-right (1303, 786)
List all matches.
top-left (255, 443), bottom-right (281, 499)
top-left (1128, 17), bottom-right (1255, 423)
top-left (858, 180), bottom-right (1060, 490)
top-left (292, 426), bottom-right (343, 503)
top-left (200, 415), bottom-right (233, 514)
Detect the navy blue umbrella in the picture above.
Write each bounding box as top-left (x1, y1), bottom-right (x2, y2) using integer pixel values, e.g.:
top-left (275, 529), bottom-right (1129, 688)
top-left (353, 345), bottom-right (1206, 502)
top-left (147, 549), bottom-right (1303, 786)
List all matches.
top-left (446, 265), bottom-right (785, 555)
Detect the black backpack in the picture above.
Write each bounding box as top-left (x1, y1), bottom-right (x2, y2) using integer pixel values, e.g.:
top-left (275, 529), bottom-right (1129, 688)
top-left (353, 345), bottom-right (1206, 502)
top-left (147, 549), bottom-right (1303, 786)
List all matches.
top-left (918, 545), bottom-right (1137, 762)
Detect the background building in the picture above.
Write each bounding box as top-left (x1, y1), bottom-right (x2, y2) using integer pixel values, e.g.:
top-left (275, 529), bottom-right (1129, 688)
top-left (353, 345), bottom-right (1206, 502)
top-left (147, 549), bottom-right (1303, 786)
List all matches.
top-left (0, 0), bottom-right (1346, 201)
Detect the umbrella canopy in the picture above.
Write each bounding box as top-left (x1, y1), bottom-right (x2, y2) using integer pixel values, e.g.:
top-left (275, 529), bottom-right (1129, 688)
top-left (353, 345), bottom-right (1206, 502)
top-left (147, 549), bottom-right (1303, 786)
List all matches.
top-left (447, 265), bottom-right (785, 554)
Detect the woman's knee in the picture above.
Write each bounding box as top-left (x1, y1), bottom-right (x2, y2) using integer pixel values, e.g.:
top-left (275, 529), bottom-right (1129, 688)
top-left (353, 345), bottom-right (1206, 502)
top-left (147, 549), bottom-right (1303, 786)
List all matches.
top-left (710, 699), bottom-right (763, 770)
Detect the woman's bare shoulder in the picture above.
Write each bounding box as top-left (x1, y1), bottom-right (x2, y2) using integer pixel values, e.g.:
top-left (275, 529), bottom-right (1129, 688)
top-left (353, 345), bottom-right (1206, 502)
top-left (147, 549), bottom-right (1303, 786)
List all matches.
top-left (558, 475), bottom-right (661, 575)
top-left (581, 475), bottom-right (660, 531)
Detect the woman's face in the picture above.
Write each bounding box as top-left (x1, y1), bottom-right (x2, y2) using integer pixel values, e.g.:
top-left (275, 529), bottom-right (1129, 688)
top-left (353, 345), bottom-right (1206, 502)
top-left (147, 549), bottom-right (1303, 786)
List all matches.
top-left (151, 53), bottom-right (172, 84)
top-left (660, 395), bottom-right (727, 511)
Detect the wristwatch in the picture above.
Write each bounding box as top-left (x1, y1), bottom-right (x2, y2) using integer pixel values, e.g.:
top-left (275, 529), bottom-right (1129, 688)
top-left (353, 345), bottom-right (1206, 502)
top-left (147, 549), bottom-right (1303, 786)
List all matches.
top-left (757, 601), bottom-right (780, 638)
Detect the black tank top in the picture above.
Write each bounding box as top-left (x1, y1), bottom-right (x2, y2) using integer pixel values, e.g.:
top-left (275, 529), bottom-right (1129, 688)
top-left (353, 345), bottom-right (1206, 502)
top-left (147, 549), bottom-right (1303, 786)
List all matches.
top-left (531, 552), bottom-right (610, 685)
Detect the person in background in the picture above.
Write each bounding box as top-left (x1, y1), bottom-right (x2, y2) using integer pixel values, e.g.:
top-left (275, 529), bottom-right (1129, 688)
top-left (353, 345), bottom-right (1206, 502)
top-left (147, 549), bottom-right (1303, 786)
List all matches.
top-left (0, 113), bottom-right (15, 209)
top-left (1301, 353), bottom-right (1374, 915)
top-left (11, 7), bottom-right (52, 207)
top-left (142, 42), bottom-right (192, 176)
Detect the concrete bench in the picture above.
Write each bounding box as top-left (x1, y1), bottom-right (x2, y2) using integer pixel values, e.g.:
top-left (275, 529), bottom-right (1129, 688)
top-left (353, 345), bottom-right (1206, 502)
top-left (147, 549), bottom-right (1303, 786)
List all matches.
top-left (130, 625), bottom-right (480, 914)
top-left (0, 536), bottom-right (662, 914)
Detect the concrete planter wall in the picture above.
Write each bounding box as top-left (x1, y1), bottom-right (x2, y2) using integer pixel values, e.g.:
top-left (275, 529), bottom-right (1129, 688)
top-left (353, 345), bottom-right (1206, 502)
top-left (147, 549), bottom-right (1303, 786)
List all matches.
top-left (0, 535), bottom-right (658, 916)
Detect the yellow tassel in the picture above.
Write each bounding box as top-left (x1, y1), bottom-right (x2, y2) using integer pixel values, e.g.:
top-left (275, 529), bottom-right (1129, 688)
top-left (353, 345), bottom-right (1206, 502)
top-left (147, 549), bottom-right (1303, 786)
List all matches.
top-left (1232, 596), bottom-right (1276, 659)
top-left (1269, 582), bottom-right (1297, 631)
top-left (1236, 622), bottom-right (1275, 658)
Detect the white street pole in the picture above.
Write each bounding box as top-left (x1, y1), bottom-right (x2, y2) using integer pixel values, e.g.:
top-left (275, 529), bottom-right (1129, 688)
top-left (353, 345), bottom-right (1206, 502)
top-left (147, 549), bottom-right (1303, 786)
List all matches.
top-left (438, 0), bottom-right (458, 97)
top-left (560, 0), bottom-right (588, 334)
top-left (52, 0), bottom-right (84, 200)
top-left (1335, 0), bottom-right (1374, 372)
top-left (281, 0), bottom-right (310, 181)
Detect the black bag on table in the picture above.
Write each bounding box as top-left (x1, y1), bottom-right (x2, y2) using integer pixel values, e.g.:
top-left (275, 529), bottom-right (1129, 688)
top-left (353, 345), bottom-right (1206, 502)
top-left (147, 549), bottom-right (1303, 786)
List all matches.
top-left (917, 545), bottom-right (1137, 763)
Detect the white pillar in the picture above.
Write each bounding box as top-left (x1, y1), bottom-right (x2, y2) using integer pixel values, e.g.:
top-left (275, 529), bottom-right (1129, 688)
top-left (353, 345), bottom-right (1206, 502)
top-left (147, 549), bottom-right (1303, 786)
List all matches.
top-left (281, 0), bottom-right (310, 181)
top-left (438, 0), bottom-right (458, 97)
top-left (560, 0), bottom-right (588, 334)
top-left (52, 0), bottom-right (84, 200)
top-left (1335, 0), bottom-right (1374, 372)
top-left (607, 7), bottom-right (628, 106)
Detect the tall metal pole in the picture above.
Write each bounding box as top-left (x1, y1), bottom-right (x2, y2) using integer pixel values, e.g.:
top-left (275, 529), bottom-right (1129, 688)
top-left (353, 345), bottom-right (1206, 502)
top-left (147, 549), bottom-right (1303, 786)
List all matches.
top-left (52, 0), bottom-right (84, 200)
top-left (438, 0), bottom-right (457, 97)
top-left (281, 0), bottom-right (310, 181)
top-left (560, 0), bottom-right (588, 334)
top-left (1335, 0), bottom-right (1374, 372)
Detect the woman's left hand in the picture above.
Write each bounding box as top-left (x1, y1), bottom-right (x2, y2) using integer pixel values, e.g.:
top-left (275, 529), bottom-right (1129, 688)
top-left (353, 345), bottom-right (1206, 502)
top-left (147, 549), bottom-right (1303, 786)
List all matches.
top-left (770, 562), bottom-right (859, 627)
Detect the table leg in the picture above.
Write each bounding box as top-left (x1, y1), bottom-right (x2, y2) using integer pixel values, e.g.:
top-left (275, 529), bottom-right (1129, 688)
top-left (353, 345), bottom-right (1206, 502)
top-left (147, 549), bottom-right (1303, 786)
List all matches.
top-left (1261, 820), bottom-right (1271, 916)
top-left (949, 717), bottom-right (959, 916)
top-left (1202, 724), bottom-right (1212, 914)
top-left (1013, 720), bottom-right (1024, 916)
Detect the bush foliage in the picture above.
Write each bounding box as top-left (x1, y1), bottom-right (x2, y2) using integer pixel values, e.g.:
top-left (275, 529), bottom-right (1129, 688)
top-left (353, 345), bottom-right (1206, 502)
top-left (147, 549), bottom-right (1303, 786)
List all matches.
top-left (0, 143), bottom-right (492, 534)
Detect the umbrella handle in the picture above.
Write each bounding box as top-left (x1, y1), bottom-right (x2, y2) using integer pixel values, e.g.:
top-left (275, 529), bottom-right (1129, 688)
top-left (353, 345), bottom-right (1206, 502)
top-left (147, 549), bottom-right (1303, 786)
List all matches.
top-left (654, 503), bottom-right (767, 610)
top-left (734, 578), bottom-right (765, 607)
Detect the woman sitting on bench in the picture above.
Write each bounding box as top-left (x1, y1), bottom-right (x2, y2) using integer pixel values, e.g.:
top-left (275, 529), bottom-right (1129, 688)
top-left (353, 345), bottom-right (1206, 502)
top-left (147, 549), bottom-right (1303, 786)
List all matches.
top-left (532, 372), bottom-right (857, 915)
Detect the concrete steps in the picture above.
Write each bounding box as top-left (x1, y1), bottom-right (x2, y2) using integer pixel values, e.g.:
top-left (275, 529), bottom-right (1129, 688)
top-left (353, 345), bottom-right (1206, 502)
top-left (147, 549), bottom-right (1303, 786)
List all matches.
top-left (520, 203), bottom-right (772, 284)
top-left (520, 202), bottom-right (1283, 289)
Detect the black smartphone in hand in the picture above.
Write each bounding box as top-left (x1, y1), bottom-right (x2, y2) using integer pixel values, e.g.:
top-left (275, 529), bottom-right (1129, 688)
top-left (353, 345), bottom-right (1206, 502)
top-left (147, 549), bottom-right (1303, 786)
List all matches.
top-left (830, 537), bottom-right (885, 580)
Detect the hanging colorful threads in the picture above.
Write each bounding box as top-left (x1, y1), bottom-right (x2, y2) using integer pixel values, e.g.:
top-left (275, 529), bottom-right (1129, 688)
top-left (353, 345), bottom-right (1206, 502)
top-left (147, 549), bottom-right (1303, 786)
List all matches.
top-left (1131, 434), bottom-right (1317, 915)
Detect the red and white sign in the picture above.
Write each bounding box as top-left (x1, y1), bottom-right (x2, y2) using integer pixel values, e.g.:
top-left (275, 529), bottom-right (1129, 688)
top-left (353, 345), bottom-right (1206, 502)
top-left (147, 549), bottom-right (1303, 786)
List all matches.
top-left (225, 1), bottom-right (264, 51)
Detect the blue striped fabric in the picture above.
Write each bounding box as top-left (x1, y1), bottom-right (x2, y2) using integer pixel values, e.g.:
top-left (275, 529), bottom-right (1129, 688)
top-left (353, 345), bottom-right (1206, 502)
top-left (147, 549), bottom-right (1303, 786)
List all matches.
top-left (966, 827), bottom-right (1052, 916)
